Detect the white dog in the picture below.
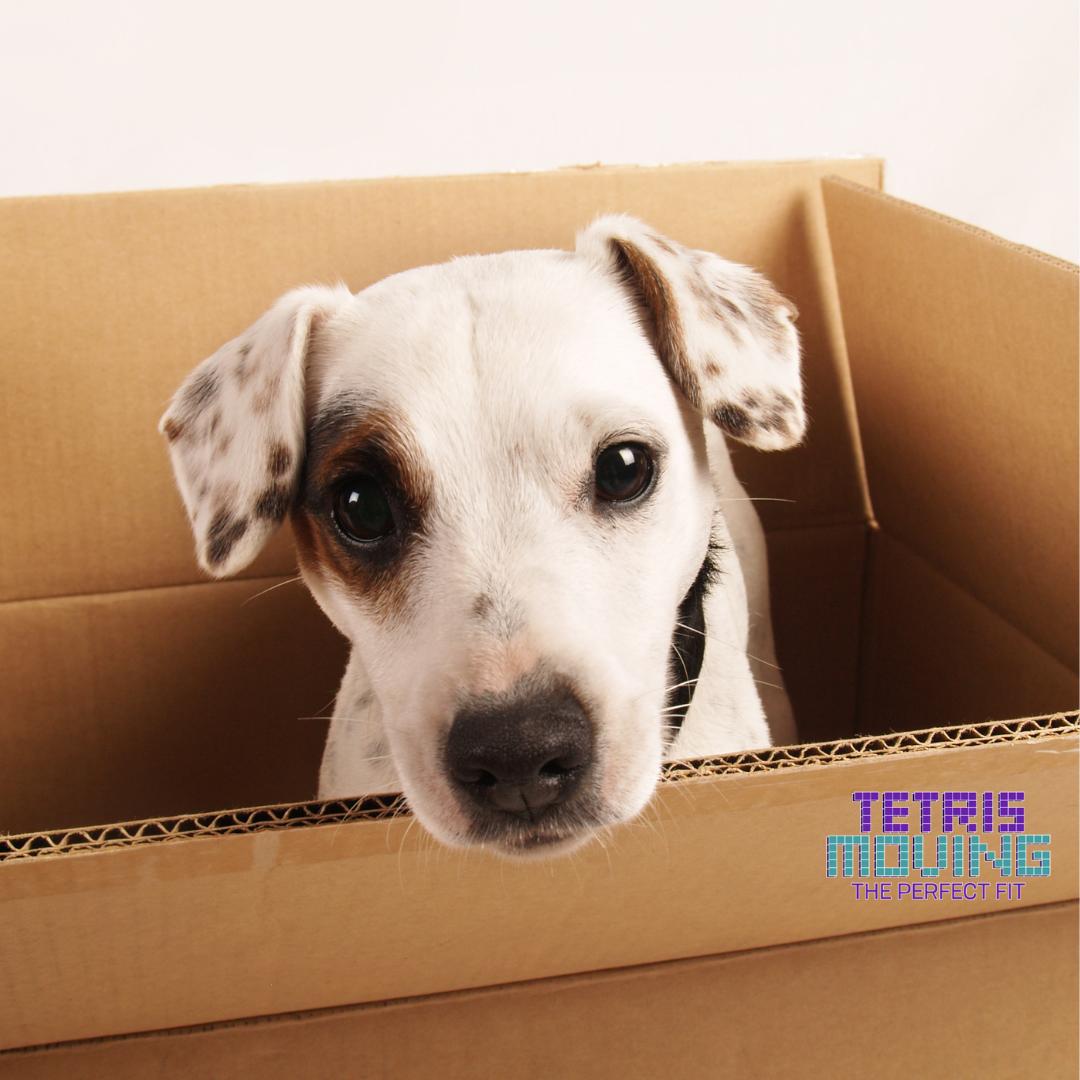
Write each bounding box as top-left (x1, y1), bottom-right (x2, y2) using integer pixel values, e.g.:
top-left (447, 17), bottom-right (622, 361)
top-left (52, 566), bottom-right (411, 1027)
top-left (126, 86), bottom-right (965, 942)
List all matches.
top-left (161, 215), bottom-right (803, 857)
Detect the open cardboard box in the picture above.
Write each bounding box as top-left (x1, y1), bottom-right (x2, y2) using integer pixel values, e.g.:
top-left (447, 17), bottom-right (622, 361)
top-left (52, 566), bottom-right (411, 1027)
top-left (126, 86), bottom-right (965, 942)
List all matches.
top-left (0, 160), bottom-right (1076, 1077)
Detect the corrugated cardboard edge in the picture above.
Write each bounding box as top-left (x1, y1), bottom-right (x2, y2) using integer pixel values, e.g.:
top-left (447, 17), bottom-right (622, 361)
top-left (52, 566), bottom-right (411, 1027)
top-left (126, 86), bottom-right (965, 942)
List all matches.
top-left (3, 712), bottom-right (1075, 863)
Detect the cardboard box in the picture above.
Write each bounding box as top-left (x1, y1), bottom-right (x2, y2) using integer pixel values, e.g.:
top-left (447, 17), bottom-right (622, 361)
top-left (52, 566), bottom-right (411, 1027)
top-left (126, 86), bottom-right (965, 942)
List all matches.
top-left (0, 160), bottom-right (1076, 1077)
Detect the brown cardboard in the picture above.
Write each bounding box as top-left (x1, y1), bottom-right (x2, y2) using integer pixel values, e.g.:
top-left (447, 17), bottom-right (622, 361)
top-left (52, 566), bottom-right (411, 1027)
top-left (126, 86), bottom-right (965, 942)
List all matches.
top-left (1, 720), bottom-right (1076, 1050)
top-left (0, 162), bottom-right (1076, 1070)
top-left (3, 903), bottom-right (1075, 1080)
top-left (822, 177), bottom-right (1079, 675)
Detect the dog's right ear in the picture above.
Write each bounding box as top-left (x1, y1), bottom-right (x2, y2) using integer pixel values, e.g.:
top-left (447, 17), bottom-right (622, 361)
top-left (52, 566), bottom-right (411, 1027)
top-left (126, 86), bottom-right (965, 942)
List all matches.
top-left (160, 284), bottom-right (353, 577)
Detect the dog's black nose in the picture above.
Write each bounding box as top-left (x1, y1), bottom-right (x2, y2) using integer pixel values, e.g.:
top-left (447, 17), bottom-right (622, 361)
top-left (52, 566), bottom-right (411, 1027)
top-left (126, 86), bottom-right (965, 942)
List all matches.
top-left (446, 688), bottom-right (593, 820)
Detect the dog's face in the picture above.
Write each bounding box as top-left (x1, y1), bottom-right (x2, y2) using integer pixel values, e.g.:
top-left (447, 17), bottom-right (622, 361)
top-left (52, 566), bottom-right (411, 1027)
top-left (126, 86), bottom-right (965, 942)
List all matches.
top-left (161, 216), bottom-right (803, 857)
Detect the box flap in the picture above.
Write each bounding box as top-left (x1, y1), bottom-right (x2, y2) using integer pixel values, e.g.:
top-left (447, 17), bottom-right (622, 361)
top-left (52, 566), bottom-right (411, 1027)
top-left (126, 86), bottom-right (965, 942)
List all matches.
top-left (822, 178), bottom-right (1079, 673)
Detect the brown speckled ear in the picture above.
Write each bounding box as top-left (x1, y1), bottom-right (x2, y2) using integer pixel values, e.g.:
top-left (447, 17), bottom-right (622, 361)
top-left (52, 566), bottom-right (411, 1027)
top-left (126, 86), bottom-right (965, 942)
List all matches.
top-left (160, 284), bottom-right (353, 576)
top-left (577, 215), bottom-right (805, 451)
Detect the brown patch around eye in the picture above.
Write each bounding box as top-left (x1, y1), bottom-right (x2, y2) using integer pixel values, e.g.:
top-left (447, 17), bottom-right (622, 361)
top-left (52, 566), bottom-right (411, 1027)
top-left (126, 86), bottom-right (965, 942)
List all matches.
top-left (292, 399), bottom-right (432, 623)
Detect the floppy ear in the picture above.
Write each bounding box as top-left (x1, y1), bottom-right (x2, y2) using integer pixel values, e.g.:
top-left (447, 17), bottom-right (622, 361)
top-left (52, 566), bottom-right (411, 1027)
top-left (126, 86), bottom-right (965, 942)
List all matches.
top-left (577, 215), bottom-right (805, 450)
top-left (160, 284), bottom-right (353, 577)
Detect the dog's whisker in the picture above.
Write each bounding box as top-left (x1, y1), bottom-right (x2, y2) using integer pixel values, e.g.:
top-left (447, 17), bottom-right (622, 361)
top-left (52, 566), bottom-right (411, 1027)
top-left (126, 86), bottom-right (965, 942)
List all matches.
top-left (665, 672), bottom-right (785, 691)
top-left (241, 576), bottom-right (303, 605)
top-left (665, 677), bottom-right (700, 692)
top-left (674, 622), bottom-right (786, 674)
top-left (298, 714), bottom-right (411, 743)
top-left (705, 636), bottom-right (783, 670)
top-left (717, 496), bottom-right (797, 504)
top-left (396, 813), bottom-right (420, 879)
top-left (672, 653), bottom-right (692, 686)
top-left (658, 703), bottom-right (694, 717)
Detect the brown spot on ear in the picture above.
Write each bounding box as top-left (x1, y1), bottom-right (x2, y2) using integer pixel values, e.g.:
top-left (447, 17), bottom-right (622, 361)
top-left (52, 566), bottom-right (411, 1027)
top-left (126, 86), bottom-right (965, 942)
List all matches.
top-left (611, 237), bottom-right (702, 410)
top-left (216, 432), bottom-right (233, 456)
top-left (714, 393), bottom-right (798, 442)
top-left (253, 373), bottom-right (282, 415)
top-left (234, 342), bottom-right (253, 386)
top-left (208, 409), bottom-right (223, 436)
top-left (688, 278), bottom-right (745, 332)
top-left (182, 369), bottom-right (220, 414)
top-left (649, 232), bottom-right (678, 256)
top-left (740, 279), bottom-right (798, 350)
top-left (162, 417), bottom-right (186, 442)
top-left (207, 509), bottom-right (249, 568)
top-left (760, 394), bottom-right (796, 435)
top-left (268, 442), bottom-right (292, 477)
top-left (712, 403), bottom-right (753, 440)
top-left (715, 294), bottom-right (746, 322)
top-left (255, 483), bottom-right (291, 522)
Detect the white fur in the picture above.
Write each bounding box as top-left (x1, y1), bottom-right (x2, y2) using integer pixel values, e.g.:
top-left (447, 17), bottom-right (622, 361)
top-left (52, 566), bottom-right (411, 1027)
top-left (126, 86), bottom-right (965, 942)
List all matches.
top-left (160, 216), bottom-right (803, 857)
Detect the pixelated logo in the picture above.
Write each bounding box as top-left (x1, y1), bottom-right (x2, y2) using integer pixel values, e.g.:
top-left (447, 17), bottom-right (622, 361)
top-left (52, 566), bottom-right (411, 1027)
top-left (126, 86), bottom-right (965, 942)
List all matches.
top-left (827, 792), bottom-right (1049, 902)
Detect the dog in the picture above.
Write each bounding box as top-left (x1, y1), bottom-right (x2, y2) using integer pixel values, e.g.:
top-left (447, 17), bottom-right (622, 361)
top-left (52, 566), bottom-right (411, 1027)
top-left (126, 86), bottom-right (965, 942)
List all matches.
top-left (160, 215), bottom-right (803, 858)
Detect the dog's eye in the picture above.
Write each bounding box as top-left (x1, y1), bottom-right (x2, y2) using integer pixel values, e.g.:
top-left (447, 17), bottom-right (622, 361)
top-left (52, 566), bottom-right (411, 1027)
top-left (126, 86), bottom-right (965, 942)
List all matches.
top-left (594, 443), bottom-right (652, 502)
top-left (334, 477), bottom-right (395, 541)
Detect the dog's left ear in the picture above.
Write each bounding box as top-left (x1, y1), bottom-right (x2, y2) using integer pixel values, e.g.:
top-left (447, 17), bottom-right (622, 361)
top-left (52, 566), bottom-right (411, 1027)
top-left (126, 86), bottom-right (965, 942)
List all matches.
top-left (577, 215), bottom-right (805, 450)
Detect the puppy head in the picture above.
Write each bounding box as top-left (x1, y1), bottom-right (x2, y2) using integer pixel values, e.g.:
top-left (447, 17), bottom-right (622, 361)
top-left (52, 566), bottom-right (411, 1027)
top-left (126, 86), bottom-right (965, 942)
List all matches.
top-left (161, 219), bottom-right (802, 857)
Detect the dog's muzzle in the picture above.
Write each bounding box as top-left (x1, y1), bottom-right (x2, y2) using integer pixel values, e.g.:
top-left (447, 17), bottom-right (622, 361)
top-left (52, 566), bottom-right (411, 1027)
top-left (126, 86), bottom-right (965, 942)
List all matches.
top-left (444, 681), bottom-right (594, 828)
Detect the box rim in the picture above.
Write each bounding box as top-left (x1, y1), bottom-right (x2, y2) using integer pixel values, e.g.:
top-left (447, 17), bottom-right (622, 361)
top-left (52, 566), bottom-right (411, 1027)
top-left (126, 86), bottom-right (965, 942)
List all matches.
top-left (2, 712), bottom-right (1074, 864)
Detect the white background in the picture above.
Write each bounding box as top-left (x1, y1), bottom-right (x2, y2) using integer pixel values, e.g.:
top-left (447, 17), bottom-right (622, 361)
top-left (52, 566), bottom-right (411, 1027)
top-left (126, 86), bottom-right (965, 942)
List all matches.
top-left (2, 1), bottom-right (1076, 262)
